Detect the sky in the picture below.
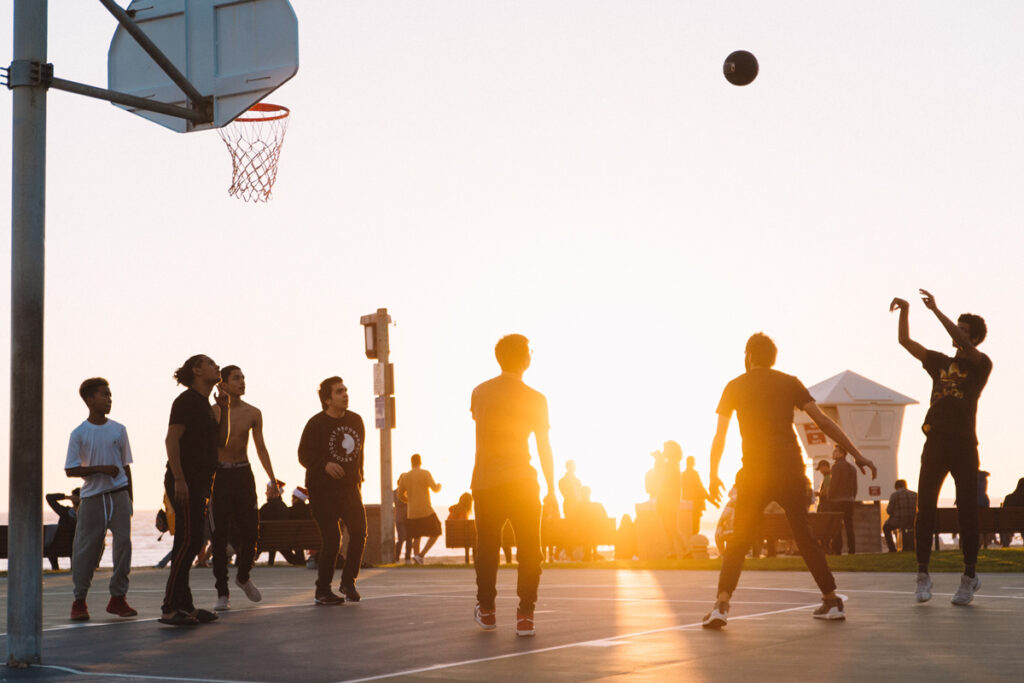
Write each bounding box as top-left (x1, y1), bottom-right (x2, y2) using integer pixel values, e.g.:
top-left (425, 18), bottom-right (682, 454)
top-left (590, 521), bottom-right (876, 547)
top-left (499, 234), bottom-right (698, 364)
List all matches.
top-left (1, 1), bottom-right (1023, 522)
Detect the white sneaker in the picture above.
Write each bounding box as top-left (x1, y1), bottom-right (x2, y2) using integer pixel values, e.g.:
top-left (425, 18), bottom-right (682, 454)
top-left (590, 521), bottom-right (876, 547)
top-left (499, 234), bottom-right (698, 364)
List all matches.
top-left (951, 574), bottom-right (980, 606)
top-left (812, 596), bottom-right (846, 620)
top-left (235, 578), bottom-right (263, 603)
top-left (701, 601), bottom-right (729, 629)
top-left (915, 573), bottom-right (933, 603)
top-left (413, 555), bottom-right (424, 565)
top-left (214, 595), bottom-right (230, 611)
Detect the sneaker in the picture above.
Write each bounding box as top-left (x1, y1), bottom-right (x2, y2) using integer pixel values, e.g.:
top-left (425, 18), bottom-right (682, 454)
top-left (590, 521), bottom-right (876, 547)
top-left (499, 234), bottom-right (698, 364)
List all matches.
top-left (413, 555), bottom-right (424, 565)
top-left (214, 595), bottom-right (231, 611)
top-left (915, 572), bottom-right (933, 603)
top-left (235, 578), bottom-right (262, 603)
top-left (812, 596), bottom-right (846, 620)
top-left (314, 591), bottom-right (345, 606)
top-left (516, 609), bottom-right (536, 637)
top-left (106, 595), bottom-right (138, 618)
top-left (340, 583), bottom-right (361, 603)
top-left (701, 601), bottom-right (728, 629)
top-left (951, 574), bottom-right (980, 606)
top-left (474, 604), bottom-right (496, 630)
top-left (70, 599), bottom-right (89, 622)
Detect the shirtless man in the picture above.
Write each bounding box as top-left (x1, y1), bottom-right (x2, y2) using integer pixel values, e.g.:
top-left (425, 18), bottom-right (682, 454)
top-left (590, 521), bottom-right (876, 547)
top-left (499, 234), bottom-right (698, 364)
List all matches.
top-left (210, 365), bottom-right (279, 610)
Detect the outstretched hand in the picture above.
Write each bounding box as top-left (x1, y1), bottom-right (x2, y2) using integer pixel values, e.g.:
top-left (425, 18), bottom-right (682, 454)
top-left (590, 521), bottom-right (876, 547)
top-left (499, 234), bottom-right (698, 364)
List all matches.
top-left (856, 456), bottom-right (878, 480)
top-left (919, 289), bottom-right (937, 311)
top-left (889, 297), bottom-right (908, 312)
top-left (708, 474), bottom-right (726, 507)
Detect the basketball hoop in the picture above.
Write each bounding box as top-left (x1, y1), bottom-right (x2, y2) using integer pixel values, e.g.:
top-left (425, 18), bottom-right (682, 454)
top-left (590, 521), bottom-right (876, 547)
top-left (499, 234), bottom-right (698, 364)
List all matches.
top-left (217, 103), bottom-right (290, 202)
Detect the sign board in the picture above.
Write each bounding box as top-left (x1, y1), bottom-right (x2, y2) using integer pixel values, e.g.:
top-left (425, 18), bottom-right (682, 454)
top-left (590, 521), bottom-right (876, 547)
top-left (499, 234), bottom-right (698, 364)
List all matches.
top-left (373, 363), bottom-right (394, 396)
top-left (375, 396), bottom-right (395, 429)
top-left (108, 0), bottom-right (299, 132)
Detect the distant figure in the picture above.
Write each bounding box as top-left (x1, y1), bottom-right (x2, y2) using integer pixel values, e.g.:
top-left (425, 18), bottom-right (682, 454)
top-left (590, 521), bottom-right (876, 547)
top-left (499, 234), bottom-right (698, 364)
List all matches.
top-left (883, 480), bottom-right (918, 553)
top-left (160, 355), bottom-right (230, 627)
top-left (828, 445), bottom-right (858, 555)
top-left (154, 493), bottom-right (176, 569)
top-left (470, 334), bottom-right (557, 637)
top-left (578, 486), bottom-right (608, 560)
top-left (394, 487), bottom-right (411, 563)
top-left (614, 514), bottom-right (638, 561)
top-left (714, 487), bottom-right (737, 556)
top-left (397, 453), bottom-right (443, 563)
top-left (655, 441), bottom-right (686, 558)
top-left (448, 492), bottom-right (474, 520)
top-left (209, 365), bottom-right (279, 611)
top-left (645, 450), bottom-right (663, 500)
top-left (702, 333), bottom-right (876, 629)
top-left (64, 377), bottom-right (136, 622)
top-left (290, 487), bottom-right (316, 569)
top-left (260, 480), bottom-right (304, 566)
top-left (1000, 478), bottom-right (1024, 547)
top-left (298, 376), bottom-right (367, 605)
top-left (813, 460), bottom-right (831, 512)
top-left (558, 460), bottom-right (582, 518)
top-left (891, 289), bottom-right (991, 605)
top-left (46, 488), bottom-right (80, 570)
top-left (681, 455), bottom-right (716, 536)
top-left (976, 471), bottom-right (993, 549)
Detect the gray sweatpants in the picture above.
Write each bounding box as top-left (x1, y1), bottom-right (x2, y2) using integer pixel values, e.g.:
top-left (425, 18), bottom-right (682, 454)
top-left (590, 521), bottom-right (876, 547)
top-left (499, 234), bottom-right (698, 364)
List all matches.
top-left (72, 488), bottom-right (133, 600)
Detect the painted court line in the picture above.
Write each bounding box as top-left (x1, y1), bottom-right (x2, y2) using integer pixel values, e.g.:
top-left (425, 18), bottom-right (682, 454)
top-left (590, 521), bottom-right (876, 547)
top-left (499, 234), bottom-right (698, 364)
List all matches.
top-left (337, 602), bottom-right (820, 683)
top-left (33, 664), bottom-right (253, 683)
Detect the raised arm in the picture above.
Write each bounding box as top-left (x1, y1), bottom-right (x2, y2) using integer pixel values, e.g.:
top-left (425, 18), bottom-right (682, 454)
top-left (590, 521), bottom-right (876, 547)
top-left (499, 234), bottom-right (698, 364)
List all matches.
top-left (708, 413), bottom-right (731, 506)
top-left (214, 386), bottom-right (231, 448)
top-left (920, 289), bottom-right (985, 365)
top-left (890, 297), bottom-right (927, 362)
top-left (251, 410), bottom-right (278, 496)
top-left (802, 401), bottom-right (877, 479)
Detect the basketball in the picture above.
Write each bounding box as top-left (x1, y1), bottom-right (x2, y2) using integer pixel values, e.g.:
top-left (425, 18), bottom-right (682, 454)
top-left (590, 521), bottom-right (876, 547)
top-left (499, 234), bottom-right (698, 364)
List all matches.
top-left (723, 50), bottom-right (758, 86)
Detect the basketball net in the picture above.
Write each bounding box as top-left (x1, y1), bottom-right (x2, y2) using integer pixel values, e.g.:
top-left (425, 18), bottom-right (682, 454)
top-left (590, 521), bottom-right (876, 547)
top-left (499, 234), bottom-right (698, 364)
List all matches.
top-left (218, 103), bottom-right (290, 202)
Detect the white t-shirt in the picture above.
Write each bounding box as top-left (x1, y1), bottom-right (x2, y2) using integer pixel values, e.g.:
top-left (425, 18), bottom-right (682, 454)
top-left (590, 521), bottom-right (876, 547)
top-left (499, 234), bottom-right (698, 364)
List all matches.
top-left (64, 419), bottom-right (133, 498)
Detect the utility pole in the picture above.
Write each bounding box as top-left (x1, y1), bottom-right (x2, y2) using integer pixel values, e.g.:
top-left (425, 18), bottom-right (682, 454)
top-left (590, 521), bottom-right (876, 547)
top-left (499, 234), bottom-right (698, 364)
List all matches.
top-left (7, 0), bottom-right (48, 666)
top-left (360, 308), bottom-right (395, 564)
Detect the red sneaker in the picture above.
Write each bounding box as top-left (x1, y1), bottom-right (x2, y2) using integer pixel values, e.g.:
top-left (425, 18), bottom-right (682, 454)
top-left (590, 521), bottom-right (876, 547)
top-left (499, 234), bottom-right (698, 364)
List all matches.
top-left (516, 609), bottom-right (535, 637)
top-left (70, 599), bottom-right (89, 621)
top-left (106, 595), bottom-right (138, 618)
top-left (474, 604), bottom-right (496, 630)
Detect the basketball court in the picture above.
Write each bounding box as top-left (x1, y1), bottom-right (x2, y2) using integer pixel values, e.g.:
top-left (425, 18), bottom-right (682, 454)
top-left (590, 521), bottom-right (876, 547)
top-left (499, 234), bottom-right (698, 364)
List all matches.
top-left (1, 565), bottom-right (1021, 681)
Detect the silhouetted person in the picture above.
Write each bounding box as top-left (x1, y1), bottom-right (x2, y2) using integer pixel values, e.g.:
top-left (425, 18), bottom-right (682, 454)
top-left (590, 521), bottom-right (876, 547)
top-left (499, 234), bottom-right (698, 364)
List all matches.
top-left (814, 460), bottom-right (831, 512)
top-left (681, 455), bottom-right (716, 536)
top-left (558, 460), bottom-right (582, 519)
top-left (891, 289), bottom-right (990, 605)
top-left (260, 480), bottom-right (304, 566)
top-left (160, 354), bottom-right (230, 626)
top-left (470, 334), bottom-right (556, 637)
top-left (397, 453), bottom-right (443, 563)
top-left (394, 487), bottom-right (411, 563)
top-left (448, 493), bottom-right (474, 520)
top-left (884, 480), bottom-right (918, 553)
top-left (65, 377), bottom-right (136, 622)
top-left (210, 365), bottom-right (279, 611)
top-left (578, 486), bottom-right (608, 560)
top-left (655, 441), bottom-right (687, 558)
top-left (1000, 478), bottom-right (1024, 547)
top-left (702, 333), bottom-right (876, 629)
top-left (298, 376), bottom-right (366, 605)
top-left (828, 445), bottom-right (858, 555)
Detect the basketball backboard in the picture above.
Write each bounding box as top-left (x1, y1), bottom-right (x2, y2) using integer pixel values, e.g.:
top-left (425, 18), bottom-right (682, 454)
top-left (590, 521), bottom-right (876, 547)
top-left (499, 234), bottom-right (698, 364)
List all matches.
top-left (108, 0), bottom-right (298, 133)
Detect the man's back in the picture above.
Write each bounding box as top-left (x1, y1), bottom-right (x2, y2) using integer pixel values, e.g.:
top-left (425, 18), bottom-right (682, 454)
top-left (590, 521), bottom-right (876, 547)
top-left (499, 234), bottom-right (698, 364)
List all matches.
top-left (471, 374), bottom-right (549, 490)
top-left (399, 468), bottom-right (437, 519)
top-left (887, 488), bottom-right (917, 526)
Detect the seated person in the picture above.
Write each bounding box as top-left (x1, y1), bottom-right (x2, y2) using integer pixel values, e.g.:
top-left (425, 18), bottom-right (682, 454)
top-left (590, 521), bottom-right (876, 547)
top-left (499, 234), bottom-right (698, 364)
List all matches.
top-left (259, 480), bottom-right (304, 566)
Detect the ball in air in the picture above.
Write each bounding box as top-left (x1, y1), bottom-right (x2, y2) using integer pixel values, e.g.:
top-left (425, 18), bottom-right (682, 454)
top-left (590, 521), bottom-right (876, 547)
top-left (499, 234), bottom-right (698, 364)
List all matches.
top-left (723, 50), bottom-right (758, 86)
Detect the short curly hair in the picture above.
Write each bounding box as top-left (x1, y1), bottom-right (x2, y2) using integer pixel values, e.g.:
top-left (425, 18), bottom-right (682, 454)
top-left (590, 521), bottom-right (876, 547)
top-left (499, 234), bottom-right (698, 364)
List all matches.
top-left (958, 313), bottom-right (987, 344)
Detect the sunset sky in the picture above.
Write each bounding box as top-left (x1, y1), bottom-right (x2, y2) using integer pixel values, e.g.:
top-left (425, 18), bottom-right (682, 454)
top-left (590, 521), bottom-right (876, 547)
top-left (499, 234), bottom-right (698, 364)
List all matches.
top-left (1, 1), bottom-right (1022, 522)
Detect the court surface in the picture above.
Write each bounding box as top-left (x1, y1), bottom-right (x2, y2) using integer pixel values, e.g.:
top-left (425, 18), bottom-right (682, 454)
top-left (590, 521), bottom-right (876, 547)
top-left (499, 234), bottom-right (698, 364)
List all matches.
top-left (1, 565), bottom-right (1021, 682)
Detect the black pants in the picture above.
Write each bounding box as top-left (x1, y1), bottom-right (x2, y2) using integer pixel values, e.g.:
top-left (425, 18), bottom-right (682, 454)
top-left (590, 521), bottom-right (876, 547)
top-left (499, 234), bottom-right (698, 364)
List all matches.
top-left (162, 470), bottom-right (212, 614)
top-left (915, 436), bottom-right (978, 567)
top-left (210, 464), bottom-right (259, 596)
top-left (829, 501), bottom-right (856, 554)
top-left (473, 480), bottom-right (542, 612)
top-left (309, 485), bottom-right (366, 594)
top-left (883, 518), bottom-right (915, 552)
top-left (718, 467), bottom-right (836, 596)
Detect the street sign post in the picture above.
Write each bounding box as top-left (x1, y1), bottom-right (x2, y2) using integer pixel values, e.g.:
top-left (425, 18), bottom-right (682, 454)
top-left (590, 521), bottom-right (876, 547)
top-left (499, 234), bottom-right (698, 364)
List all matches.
top-left (361, 309), bottom-right (396, 564)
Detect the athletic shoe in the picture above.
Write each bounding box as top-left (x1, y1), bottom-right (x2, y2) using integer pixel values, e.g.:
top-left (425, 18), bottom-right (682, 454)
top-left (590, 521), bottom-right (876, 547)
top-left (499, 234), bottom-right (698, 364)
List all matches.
top-left (70, 599), bottom-right (89, 622)
top-left (516, 610), bottom-right (536, 637)
top-left (106, 595), bottom-right (137, 618)
top-left (413, 555), bottom-right (424, 565)
top-left (236, 578), bottom-right (263, 603)
top-left (214, 595), bottom-right (230, 611)
top-left (701, 601), bottom-right (729, 629)
top-left (340, 583), bottom-right (361, 603)
top-left (193, 608), bottom-right (218, 624)
top-left (474, 604), bottom-right (496, 630)
top-left (812, 596), bottom-right (846, 620)
top-left (951, 574), bottom-right (980, 606)
top-left (315, 591), bottom-right (345, 606)
top-left (915, 572), bottom-right (933, 603)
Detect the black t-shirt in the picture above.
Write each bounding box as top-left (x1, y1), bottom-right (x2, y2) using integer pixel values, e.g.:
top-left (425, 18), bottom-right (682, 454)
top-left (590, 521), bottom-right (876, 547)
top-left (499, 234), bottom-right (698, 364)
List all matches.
top-left (922, 350), bottom-right (992, 444)
top-left (298, 410), bottom-right (365, 494)
top-left (168, 388), bottom-right (219, 481)
top-left (716, 368), bottom-right (814, 471)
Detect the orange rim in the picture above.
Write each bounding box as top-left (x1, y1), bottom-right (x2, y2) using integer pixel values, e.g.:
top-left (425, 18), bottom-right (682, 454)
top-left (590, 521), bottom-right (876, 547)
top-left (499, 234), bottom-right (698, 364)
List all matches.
top-left (234, 103), bottom-right (290, 123)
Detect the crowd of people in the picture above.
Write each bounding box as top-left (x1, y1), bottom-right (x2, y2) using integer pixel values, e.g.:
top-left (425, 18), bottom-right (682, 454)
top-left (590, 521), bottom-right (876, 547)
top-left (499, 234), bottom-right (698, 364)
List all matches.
top-left (48, 290), bottom-right (1023, 636)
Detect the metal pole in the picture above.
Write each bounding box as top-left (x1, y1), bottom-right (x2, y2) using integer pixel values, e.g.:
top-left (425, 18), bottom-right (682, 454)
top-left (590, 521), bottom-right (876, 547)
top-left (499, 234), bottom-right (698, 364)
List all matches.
top-left (377, 309), bottom-right (395, 564)
top-left (8, 0), bottom-right (47, 666)
top-left (49, 77), bottom-right (207, 123)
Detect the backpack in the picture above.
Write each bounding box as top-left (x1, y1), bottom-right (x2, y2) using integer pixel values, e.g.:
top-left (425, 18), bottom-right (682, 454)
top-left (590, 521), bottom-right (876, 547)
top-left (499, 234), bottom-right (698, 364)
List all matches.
top-left (155, 508), bottom-right (169, 534)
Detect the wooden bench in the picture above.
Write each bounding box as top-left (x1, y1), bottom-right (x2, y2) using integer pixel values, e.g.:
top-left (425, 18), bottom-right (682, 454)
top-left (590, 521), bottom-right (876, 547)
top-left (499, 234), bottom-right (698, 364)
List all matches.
top-left (0, 523), bottom-right (76, 569)
top-left (758, 512), bottom-right (844, 557)
top-left (931, 507), bottom-right (1024, 548)
top-left (444, 519), bottom-right (477, 562)
top-left (255, 519), bottom-right (322, 563)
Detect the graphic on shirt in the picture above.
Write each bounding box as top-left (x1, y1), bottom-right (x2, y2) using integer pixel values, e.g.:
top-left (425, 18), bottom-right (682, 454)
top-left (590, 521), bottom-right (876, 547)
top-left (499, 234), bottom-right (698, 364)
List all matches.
top-left (328, 426), bottom-right (360, 464)
top-left (932, 362), bottom-right (968, 402)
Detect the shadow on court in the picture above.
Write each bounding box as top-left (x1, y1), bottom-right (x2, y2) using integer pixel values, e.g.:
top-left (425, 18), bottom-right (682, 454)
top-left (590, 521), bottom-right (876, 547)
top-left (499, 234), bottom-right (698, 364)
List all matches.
top-left (1, 565), bottom-right (1022, 682)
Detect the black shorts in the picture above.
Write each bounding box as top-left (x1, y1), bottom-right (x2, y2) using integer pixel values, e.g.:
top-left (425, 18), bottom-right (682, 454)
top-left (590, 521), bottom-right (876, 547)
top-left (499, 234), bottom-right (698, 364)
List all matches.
top-left (407, 512), bottom-right (441, 537)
